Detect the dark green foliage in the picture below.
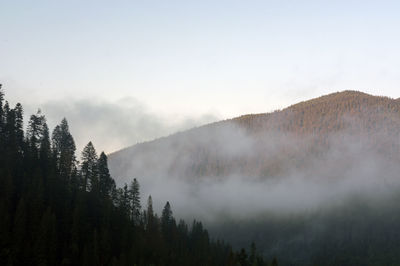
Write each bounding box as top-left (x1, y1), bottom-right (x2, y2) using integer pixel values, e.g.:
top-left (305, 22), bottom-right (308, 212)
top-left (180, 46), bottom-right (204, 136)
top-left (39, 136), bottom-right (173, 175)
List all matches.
top-left (0, 86), bottom-right (268, 266)
top-left (51, 118), bottom-right (76, 183)
top-left (129, 178), bottom-right (141, 224)
top-left (81, 141), bottom-right (98, 192)
top-left (98, 152), bottom-right (115, 198)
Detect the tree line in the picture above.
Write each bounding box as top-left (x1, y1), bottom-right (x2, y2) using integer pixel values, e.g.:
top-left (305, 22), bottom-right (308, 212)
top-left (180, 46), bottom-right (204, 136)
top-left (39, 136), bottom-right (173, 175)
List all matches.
top-left (0, 84), bottom-right (276, 266)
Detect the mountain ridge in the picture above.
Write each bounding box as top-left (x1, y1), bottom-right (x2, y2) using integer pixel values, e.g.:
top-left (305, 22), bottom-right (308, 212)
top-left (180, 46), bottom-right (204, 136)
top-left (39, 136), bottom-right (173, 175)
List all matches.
top-left (109, 90), bottom-right (400, 185)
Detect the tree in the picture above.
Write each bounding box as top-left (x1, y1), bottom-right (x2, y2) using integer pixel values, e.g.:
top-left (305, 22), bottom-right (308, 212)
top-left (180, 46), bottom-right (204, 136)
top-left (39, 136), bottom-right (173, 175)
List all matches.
top-left (39, 121), bottom-right (51, 165)
top-left (81, 142), bottom-right (98, 192)
top-left (129, 178), bottom-right (141, 224)
top-left (161, 201), bottom-right (173, 230)
top-left (146, 195), bottom-right (155, 231)
top-left (0, 84), bottom-right (5, 164)
top-left (237, 248), bottom-right (249, 266)
top-left (52, 118), bottom-right (77, 183)
top-left (0, 84), bottom-right (4, 136)
top-left (14, 103), bottom-right (24, 150)
top-left (98, 152), bottom-right (115, 198)
top-left (27, 109), bottom-right (49, 158)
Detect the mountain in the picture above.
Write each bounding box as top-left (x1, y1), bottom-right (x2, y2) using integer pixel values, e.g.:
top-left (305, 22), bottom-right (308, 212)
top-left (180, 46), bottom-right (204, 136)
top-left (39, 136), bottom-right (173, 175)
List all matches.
top-left (108, 90), bottom-right (400, 185)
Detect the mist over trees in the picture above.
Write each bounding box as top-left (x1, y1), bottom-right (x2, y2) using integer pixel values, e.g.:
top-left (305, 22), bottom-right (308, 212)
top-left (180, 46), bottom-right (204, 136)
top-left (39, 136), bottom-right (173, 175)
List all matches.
top-left (107, 90), bottom-right (400, 265)
top-left (0, 85), bottom-right (271, 266)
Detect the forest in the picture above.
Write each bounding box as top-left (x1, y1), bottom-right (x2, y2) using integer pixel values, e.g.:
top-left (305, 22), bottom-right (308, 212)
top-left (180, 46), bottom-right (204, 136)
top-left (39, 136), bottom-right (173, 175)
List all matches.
top-left (0, 84), bottom-right (275, 266)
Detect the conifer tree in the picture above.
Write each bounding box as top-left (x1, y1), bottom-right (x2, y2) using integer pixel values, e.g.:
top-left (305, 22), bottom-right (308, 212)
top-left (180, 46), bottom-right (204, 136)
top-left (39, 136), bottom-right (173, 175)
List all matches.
top-left (161, 201), bottom-right (174, 230)
top-left (14, 103), bottom-right (24, 150)
top-left (39, 121), bottom-right (51, 166)
top-left (146, 195), bottom-right (156, 232)
top-left (52, 118), bottom-right (77, 183)
top-left (0, 84), bottom-right (4, 135)
top-left (129, 178), bottom-right (141, 224)
top-left (81, 142), bottom-right (98, 192)
top-left (27, 110), bottom-right (48, 158)
top-left (98, 152), bottom-right (115, 198)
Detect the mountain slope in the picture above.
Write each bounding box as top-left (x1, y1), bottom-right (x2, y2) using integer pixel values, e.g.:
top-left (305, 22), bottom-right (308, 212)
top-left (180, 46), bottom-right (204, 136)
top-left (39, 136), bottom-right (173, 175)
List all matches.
top-left (109, 91), bottom-right (400, 185)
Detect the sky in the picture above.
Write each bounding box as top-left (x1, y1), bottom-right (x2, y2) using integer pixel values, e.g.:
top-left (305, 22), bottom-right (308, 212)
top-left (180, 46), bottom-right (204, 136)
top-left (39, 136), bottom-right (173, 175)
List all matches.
top-left (1, 0), bottom-right (400, 154)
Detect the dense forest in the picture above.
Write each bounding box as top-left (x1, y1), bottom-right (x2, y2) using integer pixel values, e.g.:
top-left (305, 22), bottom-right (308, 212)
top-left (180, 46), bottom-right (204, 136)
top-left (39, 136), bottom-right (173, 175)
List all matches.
top-left (0, 84), bottom-right (274, 266)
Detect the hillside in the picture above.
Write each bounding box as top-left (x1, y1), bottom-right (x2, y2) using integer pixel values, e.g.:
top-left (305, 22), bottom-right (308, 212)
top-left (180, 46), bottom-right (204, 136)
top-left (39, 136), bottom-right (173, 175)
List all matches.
top-left (109, 91), bottom-right (400, 185)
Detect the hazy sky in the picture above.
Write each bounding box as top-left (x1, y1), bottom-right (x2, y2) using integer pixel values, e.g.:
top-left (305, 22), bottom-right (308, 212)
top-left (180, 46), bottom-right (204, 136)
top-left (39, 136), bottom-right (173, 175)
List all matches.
top-left (1, 0), bottom-right (400, 153)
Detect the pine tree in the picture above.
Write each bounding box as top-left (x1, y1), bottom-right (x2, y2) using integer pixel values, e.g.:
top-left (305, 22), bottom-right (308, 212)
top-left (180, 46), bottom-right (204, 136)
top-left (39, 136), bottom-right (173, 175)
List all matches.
top-left (52, 118), bottom-right (77, 183)
top-left (14, 103), bottom-right (24, 150)
top-left (0, 84), bottom-right (4, 165)
top-left (98, 152), bottom-right (115, 199)
top-left (39, 121), bottom-right (51, 167)
top-left (146, 195), bottom-right (154, 230)
top-left (81, 142), bottom-right (98, 192)
top-left (129, 178), bottom-right (141, 224)
top-left (27, 110), bottom-right (48, 158)
top-left (0, 84), bottom-right (4, 136)
top-left (3, 101), bottom-right (15, 149)
top-left (161, 201), bottom-right (174, 233)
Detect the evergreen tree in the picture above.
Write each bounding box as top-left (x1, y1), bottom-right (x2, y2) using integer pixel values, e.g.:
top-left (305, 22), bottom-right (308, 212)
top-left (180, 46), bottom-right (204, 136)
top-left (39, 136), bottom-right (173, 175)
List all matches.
top-left (14, 103), bottom-right (24, 150)
top-left (0, 84), bottom-right (4, 165)
top-left (161, 201), bottom-right (174, 236)
top-left (81, 142), bottom-right (98, 192)
top-left (129, 178), bottom-right (141, 224)
top-left (27, 110), bottom-right (48, 158)
top-left (97, 152), bottom-right (115, 199)
top-left (146, 195), bottom-right (155, 231)
top-left (52, 118), bottom-right (77, 183)
top-left (4, 101), bottom-right (15, 149)
top-left (0, 84), bottom-right (4, 136)
top-left (39, 121), bottom-right (51, 167)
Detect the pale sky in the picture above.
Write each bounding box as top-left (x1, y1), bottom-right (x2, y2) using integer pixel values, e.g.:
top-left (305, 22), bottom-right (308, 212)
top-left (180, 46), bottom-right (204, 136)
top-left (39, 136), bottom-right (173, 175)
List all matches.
top-left (1, 0), bottom-right (400, 154)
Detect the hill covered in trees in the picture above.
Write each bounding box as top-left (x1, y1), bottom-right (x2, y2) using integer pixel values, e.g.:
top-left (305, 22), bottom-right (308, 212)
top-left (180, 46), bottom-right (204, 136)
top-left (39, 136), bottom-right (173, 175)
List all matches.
top-left (109, 90), bottom-right (400, 183)
top-left (0, 84), bottom-right (272, 266)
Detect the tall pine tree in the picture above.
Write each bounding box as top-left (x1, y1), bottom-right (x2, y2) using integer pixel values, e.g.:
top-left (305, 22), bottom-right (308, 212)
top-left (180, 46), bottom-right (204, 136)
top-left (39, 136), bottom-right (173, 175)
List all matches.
top-left (81, 142), bottom-right (98, 192)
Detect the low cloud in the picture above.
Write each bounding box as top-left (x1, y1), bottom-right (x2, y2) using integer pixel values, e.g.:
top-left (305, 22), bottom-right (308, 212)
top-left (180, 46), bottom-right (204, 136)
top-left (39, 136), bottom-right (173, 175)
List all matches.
top-left (108, 120), bottom-right (400, 223)
top-left (23, 97), bottom-right (219, 156)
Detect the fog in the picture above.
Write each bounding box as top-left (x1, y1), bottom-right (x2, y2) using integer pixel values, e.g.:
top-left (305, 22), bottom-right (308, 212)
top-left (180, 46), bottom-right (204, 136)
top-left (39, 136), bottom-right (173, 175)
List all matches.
top-left (21, 97), bottom-right (219, 155)
top-left (109, 118), bottom-right (400, 223)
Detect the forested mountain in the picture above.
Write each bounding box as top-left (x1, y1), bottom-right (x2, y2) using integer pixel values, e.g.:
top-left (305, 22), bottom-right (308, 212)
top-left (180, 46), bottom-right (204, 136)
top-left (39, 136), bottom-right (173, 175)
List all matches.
top-left (108, 90), bottom-right (400, 265)
top-left (109, 90), bottom-right (400, 184)
top-left (0, 84), bottom-right (272, 266)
